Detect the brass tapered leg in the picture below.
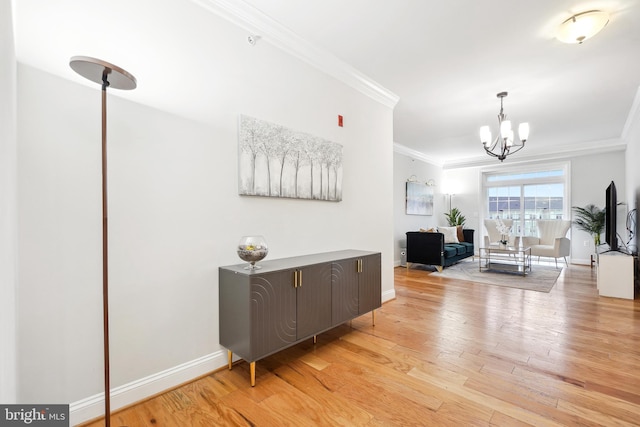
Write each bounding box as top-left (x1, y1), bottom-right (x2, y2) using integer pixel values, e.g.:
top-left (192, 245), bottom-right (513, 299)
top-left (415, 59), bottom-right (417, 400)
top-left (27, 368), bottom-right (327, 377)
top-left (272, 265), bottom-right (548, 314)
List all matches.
top-left (250, 362), bottom-right (256, 387)
top-left (372, 310), bottom-right (376, 326)
top-left (313, 335), bottom-right (317, 344)
top-left (227, 350), bottom-right (233, 370)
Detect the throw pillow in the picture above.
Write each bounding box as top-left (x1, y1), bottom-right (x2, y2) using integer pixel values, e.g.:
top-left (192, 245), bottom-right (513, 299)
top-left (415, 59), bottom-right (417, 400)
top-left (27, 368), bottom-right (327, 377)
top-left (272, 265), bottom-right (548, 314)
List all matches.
top-left (456, 225), bottom-right (465, 242)
top-left (419, 228), bottom-right (436, 232)
top-left (439, 226), bottom-right (459, 244)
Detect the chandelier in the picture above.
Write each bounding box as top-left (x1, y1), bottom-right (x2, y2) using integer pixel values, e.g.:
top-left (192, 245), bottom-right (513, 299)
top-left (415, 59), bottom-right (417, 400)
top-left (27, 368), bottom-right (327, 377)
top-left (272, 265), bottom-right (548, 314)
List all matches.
top-left (480, 91), bottom-right (529, 162)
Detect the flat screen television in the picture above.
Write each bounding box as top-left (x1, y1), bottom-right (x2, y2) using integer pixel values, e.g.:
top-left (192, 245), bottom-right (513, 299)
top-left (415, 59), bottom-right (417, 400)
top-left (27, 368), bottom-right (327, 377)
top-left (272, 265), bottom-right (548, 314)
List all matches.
top-left (605, 181), bottom-right (618, 252)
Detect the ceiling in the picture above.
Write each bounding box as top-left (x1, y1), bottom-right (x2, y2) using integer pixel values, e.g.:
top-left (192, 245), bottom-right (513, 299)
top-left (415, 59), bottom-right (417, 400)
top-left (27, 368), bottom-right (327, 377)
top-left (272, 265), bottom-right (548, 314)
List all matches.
top-left (12, 0), bottom-right (640, 167)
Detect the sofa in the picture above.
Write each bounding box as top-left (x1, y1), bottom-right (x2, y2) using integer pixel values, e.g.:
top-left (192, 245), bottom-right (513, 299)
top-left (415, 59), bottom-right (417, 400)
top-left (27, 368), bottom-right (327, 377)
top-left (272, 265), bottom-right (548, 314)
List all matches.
top-left (406, 229), bottom-right (475, 272)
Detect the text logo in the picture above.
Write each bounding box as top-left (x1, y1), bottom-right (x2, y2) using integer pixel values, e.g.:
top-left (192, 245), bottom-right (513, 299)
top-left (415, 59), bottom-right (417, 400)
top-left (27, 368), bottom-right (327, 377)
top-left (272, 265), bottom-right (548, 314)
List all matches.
top-left (0, 405), bottom-right (69, 426)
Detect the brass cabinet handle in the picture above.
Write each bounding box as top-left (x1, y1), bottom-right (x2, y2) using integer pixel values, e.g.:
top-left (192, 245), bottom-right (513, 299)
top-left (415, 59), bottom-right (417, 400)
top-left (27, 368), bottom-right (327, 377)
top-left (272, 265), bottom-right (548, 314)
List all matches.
top-left (293, 269), bottom-right (303, 288)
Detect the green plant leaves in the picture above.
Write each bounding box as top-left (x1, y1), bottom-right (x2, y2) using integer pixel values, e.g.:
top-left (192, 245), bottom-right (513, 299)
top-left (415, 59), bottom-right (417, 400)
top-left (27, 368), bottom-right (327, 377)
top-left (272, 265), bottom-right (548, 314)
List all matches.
top-left (572, 204), bottom-right (605, 246)
top-left (445, 207), bottom-right (466, 226)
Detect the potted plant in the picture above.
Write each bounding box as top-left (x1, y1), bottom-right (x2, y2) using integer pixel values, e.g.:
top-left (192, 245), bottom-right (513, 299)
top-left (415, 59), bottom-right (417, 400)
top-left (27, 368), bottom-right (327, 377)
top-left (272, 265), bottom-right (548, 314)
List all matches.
top-left (444, 207), bottom-right (466, 227)
top-left (572, 204), bottom-right (605, 248)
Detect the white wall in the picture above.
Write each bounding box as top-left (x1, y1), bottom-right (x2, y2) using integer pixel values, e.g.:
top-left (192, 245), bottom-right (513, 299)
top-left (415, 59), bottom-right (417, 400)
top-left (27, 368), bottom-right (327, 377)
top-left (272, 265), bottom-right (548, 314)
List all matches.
top-left (16, 7), bottom-right (394, 422)
top-left (393, 153), bottom-right (442, 264)
top-left (441, 167), bottom-right (482, 238)
top-left (571, 151), bottom-right (627, 262)
top-left (0, 0), bottom-right (18, 404)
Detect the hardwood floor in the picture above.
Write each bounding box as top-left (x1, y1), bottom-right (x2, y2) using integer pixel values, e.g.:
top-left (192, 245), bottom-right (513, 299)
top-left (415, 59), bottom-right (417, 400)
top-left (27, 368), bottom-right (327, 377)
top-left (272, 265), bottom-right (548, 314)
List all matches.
top-left (83, 264), bottom-right (640, 426)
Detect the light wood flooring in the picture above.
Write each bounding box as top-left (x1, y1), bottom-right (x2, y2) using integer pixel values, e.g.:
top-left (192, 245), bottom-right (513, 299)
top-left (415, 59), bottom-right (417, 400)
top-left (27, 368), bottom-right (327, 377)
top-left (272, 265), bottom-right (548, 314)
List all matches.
top-left (84, 264), bottom-right (640, 426)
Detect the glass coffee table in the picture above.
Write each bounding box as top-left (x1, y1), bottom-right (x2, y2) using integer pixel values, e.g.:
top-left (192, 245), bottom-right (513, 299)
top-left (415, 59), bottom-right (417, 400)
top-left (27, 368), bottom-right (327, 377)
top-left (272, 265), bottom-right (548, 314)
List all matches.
top-left (479, 245), bottom-right (532, 276)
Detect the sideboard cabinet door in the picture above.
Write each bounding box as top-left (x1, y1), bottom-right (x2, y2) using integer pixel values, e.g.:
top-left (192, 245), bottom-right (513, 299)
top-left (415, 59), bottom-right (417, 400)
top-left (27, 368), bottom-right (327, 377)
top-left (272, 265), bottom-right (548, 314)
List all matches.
top-left (358, 253), bottom-right (382, 314)
top-left (331, 259), bottom-right (360, 325)
top-left (331, 253), bottom-right (382, 325)
top-left (250, 270), bottom-right (297, 359)
top-left (249, 263), bottom-right (332, 358)
top-left (296, 263), bottom-right (332, 339)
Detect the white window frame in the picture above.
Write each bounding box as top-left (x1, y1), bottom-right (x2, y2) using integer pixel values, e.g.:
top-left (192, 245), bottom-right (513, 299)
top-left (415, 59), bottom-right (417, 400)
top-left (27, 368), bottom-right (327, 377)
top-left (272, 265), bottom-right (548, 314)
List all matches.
top-left (479, 161), bottom-right (571, 238)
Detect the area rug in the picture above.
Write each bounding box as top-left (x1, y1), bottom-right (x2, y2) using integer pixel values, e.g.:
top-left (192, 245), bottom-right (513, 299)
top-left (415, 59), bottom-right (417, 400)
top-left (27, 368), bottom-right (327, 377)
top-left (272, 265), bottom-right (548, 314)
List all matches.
top-left (413, 260), bottom-right (562, 292)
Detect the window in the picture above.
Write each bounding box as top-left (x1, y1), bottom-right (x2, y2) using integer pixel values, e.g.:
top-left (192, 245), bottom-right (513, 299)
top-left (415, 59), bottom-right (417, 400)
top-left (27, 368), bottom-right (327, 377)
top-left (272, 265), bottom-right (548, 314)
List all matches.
top-left (483, 163), bottom-right (570, 236)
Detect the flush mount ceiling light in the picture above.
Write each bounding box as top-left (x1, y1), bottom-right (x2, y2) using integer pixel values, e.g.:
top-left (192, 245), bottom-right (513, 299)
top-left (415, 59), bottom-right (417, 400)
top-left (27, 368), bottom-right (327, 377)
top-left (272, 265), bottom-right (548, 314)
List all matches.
top-left (480, 92), bottom-right (529, 162)
top-left (557, 10), bottom-right (609, 44)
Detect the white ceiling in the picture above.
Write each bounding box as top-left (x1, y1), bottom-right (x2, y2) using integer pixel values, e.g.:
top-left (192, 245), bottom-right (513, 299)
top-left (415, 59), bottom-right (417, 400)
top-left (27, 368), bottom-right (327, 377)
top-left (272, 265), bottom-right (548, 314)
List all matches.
top-left (12, 0), bottom-right (640, 167)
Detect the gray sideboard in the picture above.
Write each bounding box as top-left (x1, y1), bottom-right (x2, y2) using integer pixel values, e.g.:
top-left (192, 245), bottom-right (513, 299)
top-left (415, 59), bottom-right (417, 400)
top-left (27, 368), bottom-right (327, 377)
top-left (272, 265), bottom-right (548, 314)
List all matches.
top-left (219, 249), bottom-right (382, 386)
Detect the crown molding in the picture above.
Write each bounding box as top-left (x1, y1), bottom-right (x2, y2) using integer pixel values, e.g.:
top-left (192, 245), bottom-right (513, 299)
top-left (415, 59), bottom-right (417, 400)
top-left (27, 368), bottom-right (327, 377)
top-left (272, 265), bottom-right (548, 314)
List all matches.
top-left (442, 138), bottom-right (627, 170)
top-left (393, 142), bottom-right (443, 167)
top-left (190, 0), bottom-right (399, 109)
top-left (621, 85), bottom-right (640, 140)
top-left (395, 137), bottom-right (627, 170)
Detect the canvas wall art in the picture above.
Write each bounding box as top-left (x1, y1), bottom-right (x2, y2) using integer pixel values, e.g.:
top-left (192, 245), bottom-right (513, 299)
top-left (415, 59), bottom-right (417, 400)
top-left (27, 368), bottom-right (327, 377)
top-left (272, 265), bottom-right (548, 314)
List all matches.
top-left (238, 115), bottom-right (343, 201)
top-left (406, 181), bottom-right (434, 215)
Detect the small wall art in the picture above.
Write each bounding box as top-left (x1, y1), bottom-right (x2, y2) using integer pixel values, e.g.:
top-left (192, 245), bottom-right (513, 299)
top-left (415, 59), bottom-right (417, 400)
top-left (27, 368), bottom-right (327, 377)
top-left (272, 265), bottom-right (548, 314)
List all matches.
top-left (238, 115), bottom-right (343, 201)
top-left (406, 181), bottom-right (434, 215)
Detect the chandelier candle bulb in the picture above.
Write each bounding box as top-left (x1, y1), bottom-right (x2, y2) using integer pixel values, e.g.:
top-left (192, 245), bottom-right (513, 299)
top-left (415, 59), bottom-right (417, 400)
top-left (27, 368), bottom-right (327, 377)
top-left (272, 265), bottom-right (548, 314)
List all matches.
top-left (519, 122), bottom-right (530, 141)
top-left (500, 120), bottom-right (512, 138)
top-left (480, 126), bottom-right (491, 145)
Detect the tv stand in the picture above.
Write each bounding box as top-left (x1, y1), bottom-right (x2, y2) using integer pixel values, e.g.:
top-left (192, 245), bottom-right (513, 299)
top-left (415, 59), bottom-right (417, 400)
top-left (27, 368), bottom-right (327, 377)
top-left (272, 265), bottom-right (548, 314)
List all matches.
top-left (597, 250), bottom-right (637, 299)
top-left (599, 246), bottom-right (629, 255)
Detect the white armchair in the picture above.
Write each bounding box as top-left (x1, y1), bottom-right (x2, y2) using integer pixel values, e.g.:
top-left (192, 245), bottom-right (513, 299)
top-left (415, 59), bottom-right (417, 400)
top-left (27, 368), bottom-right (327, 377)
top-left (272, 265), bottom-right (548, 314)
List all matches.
top-left (521, 220), bottom-right (571, 267)
top-left (484, 219), bottom-right (514, 246)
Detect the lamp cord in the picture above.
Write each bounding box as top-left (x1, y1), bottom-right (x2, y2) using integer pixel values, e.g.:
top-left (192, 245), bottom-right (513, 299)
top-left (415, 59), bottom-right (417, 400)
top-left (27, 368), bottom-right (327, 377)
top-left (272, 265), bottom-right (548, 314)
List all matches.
top-left (625, 208), bottom-right (637, 254)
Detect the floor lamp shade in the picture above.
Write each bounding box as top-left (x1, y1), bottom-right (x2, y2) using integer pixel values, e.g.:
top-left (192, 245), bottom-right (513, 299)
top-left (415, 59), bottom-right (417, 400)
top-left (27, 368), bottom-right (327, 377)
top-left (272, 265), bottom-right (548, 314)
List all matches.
top-left (69, 56), bottom-right (136, 427)
top-left (70, 56), bottom-right (137, 90)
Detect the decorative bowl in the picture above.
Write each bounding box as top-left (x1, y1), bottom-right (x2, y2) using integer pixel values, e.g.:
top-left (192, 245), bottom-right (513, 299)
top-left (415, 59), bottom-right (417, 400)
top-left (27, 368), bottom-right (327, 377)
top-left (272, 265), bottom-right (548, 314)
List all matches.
top-left (237, 235), bottom-right (268, 269)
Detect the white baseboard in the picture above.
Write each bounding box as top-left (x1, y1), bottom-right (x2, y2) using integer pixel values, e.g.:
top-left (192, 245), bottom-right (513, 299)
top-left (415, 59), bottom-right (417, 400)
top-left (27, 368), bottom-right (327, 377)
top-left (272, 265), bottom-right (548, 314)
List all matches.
top-left (382, 288), bottom-right (396, 302)
top-left (71, 290), bottom-right (396, 426)
top-left (69, 350), bottom-right (228, 426)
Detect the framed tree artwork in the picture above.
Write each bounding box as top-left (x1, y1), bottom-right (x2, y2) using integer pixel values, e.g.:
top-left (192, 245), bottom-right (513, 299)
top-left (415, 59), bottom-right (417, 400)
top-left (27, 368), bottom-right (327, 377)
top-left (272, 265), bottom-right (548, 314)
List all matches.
top-left (406, 181), bottom-right (433, 215)
top-left (238, 115), bottom-right (343, 201)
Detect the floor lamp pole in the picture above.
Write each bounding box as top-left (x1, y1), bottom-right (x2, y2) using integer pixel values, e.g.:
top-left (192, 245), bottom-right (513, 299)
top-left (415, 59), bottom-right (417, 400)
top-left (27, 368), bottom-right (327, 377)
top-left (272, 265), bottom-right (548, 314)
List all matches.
top-left (100, 78), bottom-right (111, 427)
top-left (69, 57), bottom-right (136, 427)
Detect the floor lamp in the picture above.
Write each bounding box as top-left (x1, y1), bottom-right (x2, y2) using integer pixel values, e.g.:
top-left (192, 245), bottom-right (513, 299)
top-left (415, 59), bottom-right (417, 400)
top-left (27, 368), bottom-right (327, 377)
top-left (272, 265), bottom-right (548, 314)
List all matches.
top-left (69, 56), bottom-right (137, 427)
